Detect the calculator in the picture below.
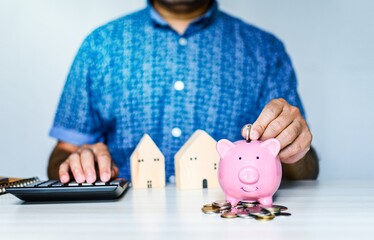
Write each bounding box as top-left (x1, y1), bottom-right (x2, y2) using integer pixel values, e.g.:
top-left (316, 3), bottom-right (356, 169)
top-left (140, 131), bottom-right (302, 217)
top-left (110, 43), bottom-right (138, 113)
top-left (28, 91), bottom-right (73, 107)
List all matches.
top-left (6, 178), bottom-right (129, 202)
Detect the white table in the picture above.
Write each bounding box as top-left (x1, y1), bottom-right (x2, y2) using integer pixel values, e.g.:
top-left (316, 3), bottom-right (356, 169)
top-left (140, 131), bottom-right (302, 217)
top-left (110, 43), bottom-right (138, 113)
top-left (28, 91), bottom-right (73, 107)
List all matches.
top-left (1, 180), bottom-right (374, 240)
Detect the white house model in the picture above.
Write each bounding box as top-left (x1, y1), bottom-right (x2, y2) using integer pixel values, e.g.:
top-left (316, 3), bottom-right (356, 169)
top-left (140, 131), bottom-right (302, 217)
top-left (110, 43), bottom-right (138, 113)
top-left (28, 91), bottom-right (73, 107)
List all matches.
top-left (174, 130), bottom-right (220, 189)
top-left (130, 134), bottom-right (165, 189)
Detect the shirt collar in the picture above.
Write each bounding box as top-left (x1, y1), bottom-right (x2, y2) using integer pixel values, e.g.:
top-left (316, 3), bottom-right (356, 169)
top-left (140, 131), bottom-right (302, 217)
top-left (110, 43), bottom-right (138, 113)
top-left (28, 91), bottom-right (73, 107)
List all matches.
top-left (148, 0), bottom-right (218, 30)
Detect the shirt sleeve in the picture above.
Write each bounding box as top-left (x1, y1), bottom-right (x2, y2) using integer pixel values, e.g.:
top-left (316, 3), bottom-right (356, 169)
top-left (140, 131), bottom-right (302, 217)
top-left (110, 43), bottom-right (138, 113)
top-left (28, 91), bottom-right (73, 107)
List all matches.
top-left (257, 36), bottom-right (306, 119)
top-left (49, 34), bottom-right (104, 146)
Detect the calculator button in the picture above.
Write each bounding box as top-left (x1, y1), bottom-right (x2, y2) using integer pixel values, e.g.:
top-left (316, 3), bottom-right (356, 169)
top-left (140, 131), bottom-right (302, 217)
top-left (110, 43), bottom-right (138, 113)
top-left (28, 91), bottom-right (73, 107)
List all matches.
top-left (51, 182), bottom-right (64, 187)
top-left (94, 181), bottom-right (107, 186)
top-left (28, 181), bottom-right (43, 187)
top-left (36, 180), bottom-right (58, 187)
top-left (68, 181), bottom-right (81, 186)
top-left (81, 182), bottom-right (93, 186)
top-left (109, 180), bottom-right (122, 185)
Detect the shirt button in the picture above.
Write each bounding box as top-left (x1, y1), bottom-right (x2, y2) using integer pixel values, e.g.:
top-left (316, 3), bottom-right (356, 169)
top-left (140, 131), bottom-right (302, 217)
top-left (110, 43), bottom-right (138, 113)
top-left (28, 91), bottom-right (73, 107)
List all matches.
top-left (168, 175), bottom-right (176, 183)
top-left (174, 81), bottom-right (185, 91)
top-left (178, 37), bottom-right (187, 46)
top-left (171, 127), bottom-right (182, 137)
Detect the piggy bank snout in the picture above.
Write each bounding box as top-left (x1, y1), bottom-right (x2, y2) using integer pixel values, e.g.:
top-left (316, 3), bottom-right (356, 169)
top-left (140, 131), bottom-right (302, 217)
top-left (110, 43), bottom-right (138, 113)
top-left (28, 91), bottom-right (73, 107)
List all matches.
top-left (238, 167), bottom-right (259, 184)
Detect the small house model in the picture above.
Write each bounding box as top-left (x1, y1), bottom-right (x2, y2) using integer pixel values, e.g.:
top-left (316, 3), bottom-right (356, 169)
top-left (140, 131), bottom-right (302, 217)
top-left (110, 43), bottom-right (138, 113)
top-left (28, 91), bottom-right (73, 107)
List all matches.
top-left (174, 130), bottom-right (220, 189)
top-left (130, 134), bottom-right (165, 189)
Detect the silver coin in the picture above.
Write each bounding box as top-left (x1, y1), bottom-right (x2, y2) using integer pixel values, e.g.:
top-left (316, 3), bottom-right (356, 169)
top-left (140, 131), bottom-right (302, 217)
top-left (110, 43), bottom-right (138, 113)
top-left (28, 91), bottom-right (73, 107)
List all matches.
top-left (233, 205), bottom-right (245, 210)
top-left (243, 124), bottom-right (252, 142)
top-left (239, 200), bottom-right (258, 204)
top-left (213, 200), bottom-right (231, 208)
top-left (272, 205), bottom-right (288, 211)
top-left (202, 201), bottom-right (290, 220)
top-left (219, 205), bottom-right (232, 211)
top-left (236, 210), bottom-right (252, 219)
top-left (241, 201), bottom-right (259, 208)
top-left (261, 204), bottom-right (288, 213)
top-left (261, 206), bottom-right (280, 213)
top-left (220, 209), bottom-right (231, 214)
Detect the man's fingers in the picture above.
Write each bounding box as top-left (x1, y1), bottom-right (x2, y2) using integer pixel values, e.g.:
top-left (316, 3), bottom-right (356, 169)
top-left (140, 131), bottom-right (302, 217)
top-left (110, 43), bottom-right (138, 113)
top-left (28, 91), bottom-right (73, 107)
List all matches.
top-left (80, 148), bottom-right (97, 183)
top-left (279, 131), bottom-right (312, 163)
top-left (251, 99), bottom-right (284, 140)
top-left (56, 143), bottom-right (114, 184)
top-left (261, 112), bottom-right (294, 140)
top-left (68, 152), bottom-right (85, 183)
top-left (97, 153), bottom-right (112, 182)
top-left (242, 98), bottom-right (312, 164)
top-left (92, 143), bottom-right (112, 182)
top-left (274, 120), bottom-right (302, 149)
top-left (59, 160), bottom-right (71, 184)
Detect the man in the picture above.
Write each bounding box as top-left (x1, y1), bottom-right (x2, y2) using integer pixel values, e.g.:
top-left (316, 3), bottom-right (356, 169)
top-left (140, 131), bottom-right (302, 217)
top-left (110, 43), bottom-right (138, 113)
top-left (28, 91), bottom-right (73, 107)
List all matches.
top-left (48, 0), bottom-right (319, 184)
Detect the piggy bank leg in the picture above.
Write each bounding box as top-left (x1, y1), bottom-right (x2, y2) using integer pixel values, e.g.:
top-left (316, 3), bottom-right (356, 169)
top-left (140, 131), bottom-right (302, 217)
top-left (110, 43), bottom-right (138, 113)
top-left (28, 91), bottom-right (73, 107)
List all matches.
top-left (258, 197), bottom-right (273, 206)
top-left (226, 196), bottom-right (239, 207)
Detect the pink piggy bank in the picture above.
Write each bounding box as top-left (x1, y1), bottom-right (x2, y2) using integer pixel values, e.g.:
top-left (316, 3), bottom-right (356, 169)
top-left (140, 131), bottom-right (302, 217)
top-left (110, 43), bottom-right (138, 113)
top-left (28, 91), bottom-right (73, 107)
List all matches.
top-left (216, 139), bottom-right (282, 206)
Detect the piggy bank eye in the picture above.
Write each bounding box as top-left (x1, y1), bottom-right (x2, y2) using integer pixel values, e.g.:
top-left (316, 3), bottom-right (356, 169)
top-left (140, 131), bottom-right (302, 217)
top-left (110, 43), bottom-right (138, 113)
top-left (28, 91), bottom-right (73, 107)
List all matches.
top-left (256, 156), bottom-right (260, 159)
top-left (239, 157), bottom-right (242, 160)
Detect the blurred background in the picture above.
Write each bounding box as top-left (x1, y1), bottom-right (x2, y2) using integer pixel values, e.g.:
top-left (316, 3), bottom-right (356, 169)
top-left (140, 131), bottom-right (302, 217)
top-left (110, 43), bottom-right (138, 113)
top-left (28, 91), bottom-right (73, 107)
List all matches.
top-left (0, 0), bottom-right (373, 180)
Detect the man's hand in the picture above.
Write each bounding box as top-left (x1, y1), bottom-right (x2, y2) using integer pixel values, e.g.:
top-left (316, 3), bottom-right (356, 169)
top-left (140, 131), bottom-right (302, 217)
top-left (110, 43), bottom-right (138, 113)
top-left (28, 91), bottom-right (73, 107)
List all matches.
top-left (241, 98), bottom-right (312, 164)
top-left (48, 142), bottom-right (119, 184)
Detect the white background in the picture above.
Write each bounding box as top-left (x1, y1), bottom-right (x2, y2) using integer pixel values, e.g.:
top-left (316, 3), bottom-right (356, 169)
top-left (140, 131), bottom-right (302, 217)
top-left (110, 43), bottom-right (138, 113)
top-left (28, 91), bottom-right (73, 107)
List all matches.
top-left (0, 0), bottom-right (373, 180)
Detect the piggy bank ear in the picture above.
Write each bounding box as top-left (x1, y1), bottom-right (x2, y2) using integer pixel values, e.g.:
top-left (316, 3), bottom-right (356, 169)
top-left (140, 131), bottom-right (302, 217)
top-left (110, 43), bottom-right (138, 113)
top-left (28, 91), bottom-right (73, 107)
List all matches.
top-left (260, 138), bottom-right (281, 157)
top-left (216, 139), bottom-right (236, 158)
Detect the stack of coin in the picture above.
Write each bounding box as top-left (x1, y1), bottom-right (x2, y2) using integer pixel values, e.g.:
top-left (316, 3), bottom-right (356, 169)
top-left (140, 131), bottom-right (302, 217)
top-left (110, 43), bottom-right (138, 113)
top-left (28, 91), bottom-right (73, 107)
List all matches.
top-left (201, 200), bottom-right (291, 221)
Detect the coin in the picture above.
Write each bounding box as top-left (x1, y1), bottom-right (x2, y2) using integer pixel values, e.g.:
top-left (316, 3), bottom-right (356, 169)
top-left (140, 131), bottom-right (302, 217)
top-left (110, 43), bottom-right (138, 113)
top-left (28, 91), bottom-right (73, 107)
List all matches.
top-left (221, 211), bottom-right (237, 219)
top-left (261, 205), bottom-right (288, 214)
top-left (213, 200), bottom-right (231, 208)
top-left (243, 124), bottom-right (252, 142)
top-left (202, 200), bottom-right (290, 221)
top-left (253, 213), bottom-right (275, 221)
top-left (229, 207), bottom-right (241, 214)
top-left (202, 204), bottom-right (220, 214)
top-left (246, 206), bottom-right (267, 214)
top-left (220, 209), bottom-right (231, 214)
top-left (246, 206), bottom-right (275, 220)
top-left (240, 201), bottom-right (259, 208)
top-left (233, 204), bottom-right (245, 210)
top-left (236, 210), bottom-right (252, 219)
top-left (219, 205), bottom-right (231, 211)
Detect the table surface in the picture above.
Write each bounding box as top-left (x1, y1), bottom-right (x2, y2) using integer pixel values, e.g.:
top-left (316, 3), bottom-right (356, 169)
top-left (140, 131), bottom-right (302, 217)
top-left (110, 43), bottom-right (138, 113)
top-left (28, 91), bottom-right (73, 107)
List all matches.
top-left (1, 180), bottom-right (374, 240)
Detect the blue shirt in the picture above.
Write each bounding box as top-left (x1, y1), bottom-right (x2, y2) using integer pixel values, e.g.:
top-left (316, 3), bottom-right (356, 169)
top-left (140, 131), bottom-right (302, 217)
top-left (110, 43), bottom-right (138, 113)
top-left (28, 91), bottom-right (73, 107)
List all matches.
top-left (50, 1), bottom-right (305, 182)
